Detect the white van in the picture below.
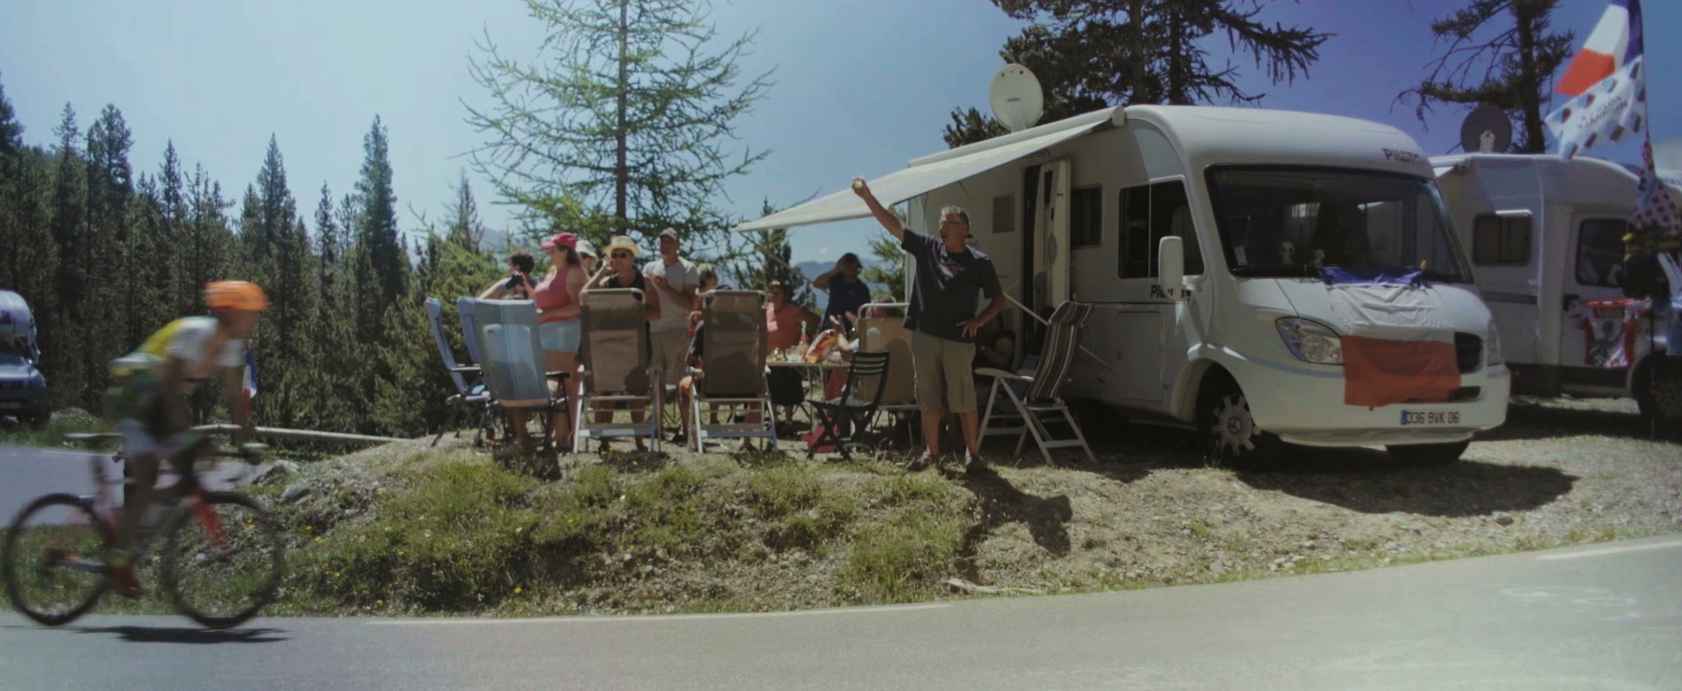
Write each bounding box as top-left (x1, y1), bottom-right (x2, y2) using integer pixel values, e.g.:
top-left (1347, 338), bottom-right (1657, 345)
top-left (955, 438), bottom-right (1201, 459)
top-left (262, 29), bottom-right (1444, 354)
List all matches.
top-left (742, 106), bottom-right (1509, 465)
top-left (1431, 153), bottom-right (1682, 421)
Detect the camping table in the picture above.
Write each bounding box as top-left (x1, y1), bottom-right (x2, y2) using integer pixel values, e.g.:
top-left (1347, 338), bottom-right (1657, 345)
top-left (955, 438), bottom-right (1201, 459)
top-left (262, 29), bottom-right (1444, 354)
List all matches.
top-left (765, 359), bottom-right (849, 430)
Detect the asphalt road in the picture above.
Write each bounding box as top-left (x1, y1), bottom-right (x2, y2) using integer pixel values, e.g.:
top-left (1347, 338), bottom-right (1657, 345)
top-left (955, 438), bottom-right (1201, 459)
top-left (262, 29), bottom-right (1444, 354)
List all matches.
top-left (0, 445), bottom-right (251, 521)
top-left (3, 536), bottom-right (1679, 690)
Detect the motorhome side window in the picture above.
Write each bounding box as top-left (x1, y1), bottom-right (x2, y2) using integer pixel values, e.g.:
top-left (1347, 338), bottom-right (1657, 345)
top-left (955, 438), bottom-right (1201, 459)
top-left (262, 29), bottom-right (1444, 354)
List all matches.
top-left (1575, 218), bottom-right (1630, 287)
top-left (1070, 186), bottom-right (1101, 248)
top-left (1116, 180), bottom-right (1202, 278)
top-left (1472, 214), bottom-right (1531, 266)
top-left (1203, 167), bottom-right (1468, 282)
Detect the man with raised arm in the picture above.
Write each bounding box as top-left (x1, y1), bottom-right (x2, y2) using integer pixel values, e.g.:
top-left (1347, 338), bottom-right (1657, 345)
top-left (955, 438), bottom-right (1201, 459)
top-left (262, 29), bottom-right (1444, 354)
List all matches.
top-left (851, 178), bottom-right (1005, 472)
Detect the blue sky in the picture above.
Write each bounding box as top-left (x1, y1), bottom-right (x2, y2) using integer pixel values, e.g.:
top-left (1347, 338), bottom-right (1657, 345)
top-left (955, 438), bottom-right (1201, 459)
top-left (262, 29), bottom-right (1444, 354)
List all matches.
top-left (3, 1), bottom-right (1678, 264)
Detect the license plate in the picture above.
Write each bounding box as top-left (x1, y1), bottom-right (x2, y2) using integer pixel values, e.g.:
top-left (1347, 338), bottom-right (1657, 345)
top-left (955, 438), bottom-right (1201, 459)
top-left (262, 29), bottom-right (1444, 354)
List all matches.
top-left (1400, 410), bottom-right (1459, 426)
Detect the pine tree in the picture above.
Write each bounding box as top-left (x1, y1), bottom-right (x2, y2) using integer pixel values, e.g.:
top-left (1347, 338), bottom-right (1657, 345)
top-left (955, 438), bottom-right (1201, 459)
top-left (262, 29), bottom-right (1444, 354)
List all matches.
top-left (356, 116), bottom-right (404, 315)
top-left (0, 73), bottom-right (20, 163)
top-left (466, 0), bottom-right (772, 252)
top-left (158, 141), bottom-right (189, 313)
top-left (81, 105), bottom-right (136, 407)
top-left (1397, 0), bottom-right (1574, 153)
top-left (944, 0), bottom-right (1330, 146)
top-left (445, 171), bottom-right (486, 253)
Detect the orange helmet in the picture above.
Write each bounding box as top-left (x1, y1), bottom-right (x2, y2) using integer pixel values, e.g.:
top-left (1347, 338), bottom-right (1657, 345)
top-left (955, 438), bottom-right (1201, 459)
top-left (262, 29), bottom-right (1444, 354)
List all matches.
top-left (204, 281), bottom-right (270, 312)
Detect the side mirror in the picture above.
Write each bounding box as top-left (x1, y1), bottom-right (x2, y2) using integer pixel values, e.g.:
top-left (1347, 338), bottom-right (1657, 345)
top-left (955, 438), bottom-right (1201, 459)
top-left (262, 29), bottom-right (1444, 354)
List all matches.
top-left (1158, 236), bottom-right (1185, 301)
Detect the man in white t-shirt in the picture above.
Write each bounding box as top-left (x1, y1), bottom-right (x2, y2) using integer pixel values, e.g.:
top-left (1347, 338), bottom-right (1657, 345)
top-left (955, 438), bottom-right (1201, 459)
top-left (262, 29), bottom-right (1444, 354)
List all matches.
top-left (643, 228), bottom-right (699, 393)
top-left (103, 280), bottom-right (268, 597)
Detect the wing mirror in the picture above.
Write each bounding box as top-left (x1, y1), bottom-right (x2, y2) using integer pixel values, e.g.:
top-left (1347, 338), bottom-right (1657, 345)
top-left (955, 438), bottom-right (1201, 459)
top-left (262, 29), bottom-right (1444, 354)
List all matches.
top-left (1158, 236), bottom-right (1185, 301)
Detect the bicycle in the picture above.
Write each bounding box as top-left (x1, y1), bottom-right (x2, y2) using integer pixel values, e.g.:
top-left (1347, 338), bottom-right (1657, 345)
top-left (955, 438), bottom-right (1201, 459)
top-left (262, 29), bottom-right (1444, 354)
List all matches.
top-left (2, 432), bottom-right (286, 629)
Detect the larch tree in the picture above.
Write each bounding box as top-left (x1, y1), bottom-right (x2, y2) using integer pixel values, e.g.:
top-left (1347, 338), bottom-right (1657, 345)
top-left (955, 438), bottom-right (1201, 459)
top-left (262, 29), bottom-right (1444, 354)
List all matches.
top-left (465, 0), bottom-right (772, 255)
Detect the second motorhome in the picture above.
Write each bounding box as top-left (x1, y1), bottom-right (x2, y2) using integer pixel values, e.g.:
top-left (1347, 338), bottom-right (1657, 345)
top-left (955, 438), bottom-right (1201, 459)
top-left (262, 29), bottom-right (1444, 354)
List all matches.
top-left (742, 105), bottom-right (1510, 465)
top-left (1431, 153), bottom-right (1682, 422)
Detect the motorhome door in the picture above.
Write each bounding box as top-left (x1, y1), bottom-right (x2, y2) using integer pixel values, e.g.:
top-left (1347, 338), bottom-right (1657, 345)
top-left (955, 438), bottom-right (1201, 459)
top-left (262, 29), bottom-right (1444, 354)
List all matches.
top-left (1559, 213), bottom-right (1633, 386)
top-left (1034, 159), bottom-right (1072, 311)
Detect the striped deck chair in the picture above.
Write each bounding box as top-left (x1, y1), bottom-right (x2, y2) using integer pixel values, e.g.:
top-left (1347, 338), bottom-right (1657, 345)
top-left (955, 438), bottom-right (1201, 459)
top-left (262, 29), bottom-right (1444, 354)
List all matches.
top-left (575, 289), bottom-right (661, 452)
top-left (975, 301), bottom-right (1097, 465)
top-left (689, 290), bottom-right (777, 451)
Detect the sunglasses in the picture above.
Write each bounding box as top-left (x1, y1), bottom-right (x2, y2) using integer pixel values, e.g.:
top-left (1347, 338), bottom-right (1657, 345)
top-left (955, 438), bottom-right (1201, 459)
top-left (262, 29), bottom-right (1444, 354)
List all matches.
top-left (610, 251), bottom-right (633, 259)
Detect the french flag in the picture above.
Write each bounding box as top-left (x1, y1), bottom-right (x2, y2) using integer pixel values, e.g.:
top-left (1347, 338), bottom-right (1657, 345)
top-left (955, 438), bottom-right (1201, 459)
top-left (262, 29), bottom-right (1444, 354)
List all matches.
top-left (1557, 0), bottom-right (1643, 97)
top-left (1545, 0), bottom-right (1647, 158)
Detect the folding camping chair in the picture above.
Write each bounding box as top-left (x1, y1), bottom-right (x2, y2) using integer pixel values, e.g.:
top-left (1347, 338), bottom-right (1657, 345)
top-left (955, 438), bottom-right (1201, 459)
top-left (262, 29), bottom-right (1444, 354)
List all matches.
top-left (688, 290), bottom-right (777, 451)
top-left (855, 303), bottom-right (918, 448)
top-left (806, 351), bottom-right (890, 460)
top-left (975, 301), bottom-right (1097, 466)
top-left (425, 297), bottom-right (493, 447)
top-left (574, 289), bottom-right (662, 452)
top-left (460, 298), bottom-right (569, 451)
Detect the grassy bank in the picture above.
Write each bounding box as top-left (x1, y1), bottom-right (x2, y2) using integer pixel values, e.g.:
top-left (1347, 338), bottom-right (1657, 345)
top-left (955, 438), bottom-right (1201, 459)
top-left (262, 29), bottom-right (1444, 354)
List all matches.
top-left (52, 397), bottom-right (1682, 618)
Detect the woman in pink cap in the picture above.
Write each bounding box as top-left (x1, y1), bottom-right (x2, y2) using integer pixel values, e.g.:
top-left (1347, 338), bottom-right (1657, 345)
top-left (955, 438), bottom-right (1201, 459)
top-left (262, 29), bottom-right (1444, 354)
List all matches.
top-left (523, 231), bottom-right (587, 449)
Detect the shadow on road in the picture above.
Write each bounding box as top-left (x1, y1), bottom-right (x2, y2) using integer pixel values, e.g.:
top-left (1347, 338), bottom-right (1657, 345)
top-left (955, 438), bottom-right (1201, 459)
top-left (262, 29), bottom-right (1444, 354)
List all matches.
top-left (72, 625), bottom-right (288, 644)
top-left (947, 465), bottom-right (1074, 581)
top-left (1235, 446), bottom-right (1578, 517)
top-left (1478, 402), bottom-right (1679, 444)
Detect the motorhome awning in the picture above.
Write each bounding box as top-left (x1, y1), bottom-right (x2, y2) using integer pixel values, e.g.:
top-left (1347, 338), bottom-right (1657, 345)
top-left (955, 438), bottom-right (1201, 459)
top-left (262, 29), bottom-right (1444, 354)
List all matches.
top-left (736, 107), bottom-right (1122, 231)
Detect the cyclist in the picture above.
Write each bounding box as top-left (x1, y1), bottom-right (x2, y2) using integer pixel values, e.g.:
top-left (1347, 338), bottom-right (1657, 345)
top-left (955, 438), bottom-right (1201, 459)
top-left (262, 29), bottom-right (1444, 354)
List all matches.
top-left (103, 280), bottom-right (268, 597)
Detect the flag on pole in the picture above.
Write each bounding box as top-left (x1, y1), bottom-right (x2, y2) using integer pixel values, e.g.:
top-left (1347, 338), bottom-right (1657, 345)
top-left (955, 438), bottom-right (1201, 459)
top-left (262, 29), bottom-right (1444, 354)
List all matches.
top-left (1545, 0), bottom-right (1647, 159)
top-left (1632, 139), bottom-right (1682, 233)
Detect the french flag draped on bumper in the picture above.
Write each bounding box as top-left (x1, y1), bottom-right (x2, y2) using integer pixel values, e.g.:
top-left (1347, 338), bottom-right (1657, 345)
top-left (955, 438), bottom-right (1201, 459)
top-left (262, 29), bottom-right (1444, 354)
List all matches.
top-left (1322, 267), bottom-right (1460, 408)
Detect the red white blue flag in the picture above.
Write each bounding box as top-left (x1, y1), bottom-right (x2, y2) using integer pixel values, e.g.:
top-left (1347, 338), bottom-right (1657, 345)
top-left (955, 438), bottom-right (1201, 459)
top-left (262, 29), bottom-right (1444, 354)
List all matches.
top-left (1545, 0), bottom-right (1646, 159)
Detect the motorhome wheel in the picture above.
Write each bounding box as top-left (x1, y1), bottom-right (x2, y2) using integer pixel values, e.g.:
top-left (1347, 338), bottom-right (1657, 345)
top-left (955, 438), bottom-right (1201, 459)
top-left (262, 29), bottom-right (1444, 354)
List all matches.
top-left (1200, 378), bottom-right (1280, 467)
top-left (1636, 358), bottom-right (1682, 422)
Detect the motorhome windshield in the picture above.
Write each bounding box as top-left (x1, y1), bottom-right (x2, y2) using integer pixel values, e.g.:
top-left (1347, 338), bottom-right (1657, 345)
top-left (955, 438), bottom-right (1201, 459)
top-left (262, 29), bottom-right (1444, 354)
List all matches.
top-left (1206, 167), bottom-right (1469, 283)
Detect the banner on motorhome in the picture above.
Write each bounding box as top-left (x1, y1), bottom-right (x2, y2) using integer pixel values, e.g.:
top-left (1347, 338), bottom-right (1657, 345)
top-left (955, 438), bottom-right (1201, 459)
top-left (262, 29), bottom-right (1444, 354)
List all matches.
top-left (1545, 0), bottom-right (1646, 159)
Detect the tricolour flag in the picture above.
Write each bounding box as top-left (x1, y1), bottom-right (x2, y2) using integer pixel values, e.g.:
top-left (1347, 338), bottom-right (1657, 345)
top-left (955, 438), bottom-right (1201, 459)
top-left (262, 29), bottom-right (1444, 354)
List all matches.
top-left (1557, 0), bottom-right (1644, 96)
top-left (1545, 0), bottom-right (1647, 159)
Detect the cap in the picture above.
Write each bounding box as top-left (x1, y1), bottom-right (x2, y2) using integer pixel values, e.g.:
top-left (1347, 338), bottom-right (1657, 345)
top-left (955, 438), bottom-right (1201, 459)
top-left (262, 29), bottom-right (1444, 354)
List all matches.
top-left (606, 235), bottom-right (639, 257)
top-left (658, 227), bottom-right (679, 241)
top-left (541, 232), bottom-right (577, 251)
top-left (575, 238), bottom-right (598, 258)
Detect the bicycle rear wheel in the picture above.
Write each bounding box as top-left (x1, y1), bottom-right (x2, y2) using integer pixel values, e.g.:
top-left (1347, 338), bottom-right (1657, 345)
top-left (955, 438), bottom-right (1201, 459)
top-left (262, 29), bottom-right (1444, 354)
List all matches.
top-left (159, 492), bottom-right (284, 629)
top-left (2, 494), bottom-right (112, 626)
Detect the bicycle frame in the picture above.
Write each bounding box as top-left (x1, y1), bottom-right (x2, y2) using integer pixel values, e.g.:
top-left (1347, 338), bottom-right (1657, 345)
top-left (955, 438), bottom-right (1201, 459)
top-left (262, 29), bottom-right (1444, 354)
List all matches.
top-left (52, 448), bottom-right (229, 578)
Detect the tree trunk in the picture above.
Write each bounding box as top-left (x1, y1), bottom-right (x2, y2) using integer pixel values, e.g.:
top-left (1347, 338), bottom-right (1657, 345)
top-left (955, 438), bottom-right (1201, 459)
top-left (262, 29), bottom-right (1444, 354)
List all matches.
top-left (1513, 3), bottom-right (1546, 153)
top-left (614, 0), bottom-right (630, 233)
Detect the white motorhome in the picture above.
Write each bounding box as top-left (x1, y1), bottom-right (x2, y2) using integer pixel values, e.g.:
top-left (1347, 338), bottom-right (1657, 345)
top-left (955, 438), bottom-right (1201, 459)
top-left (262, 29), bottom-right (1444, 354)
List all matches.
top-left (1431, 153), bottom-right (1682, 420)
top-left (742, 106), bottom-right (1509, 465)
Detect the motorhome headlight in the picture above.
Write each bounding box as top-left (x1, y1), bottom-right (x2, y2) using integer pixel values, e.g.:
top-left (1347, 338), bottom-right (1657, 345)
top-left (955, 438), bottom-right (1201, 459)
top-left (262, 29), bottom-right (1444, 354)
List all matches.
top-left (1485, 321), bottom-right (1503, 367)
top-left (1275, 318), bottom-right (1343, 365)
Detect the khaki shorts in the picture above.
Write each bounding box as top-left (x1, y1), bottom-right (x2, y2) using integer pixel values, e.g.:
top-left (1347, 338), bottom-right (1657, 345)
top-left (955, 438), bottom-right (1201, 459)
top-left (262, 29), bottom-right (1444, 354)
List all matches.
top-left (911, 330), bottom-right (977, 413)
top-left (650, 329), bottom-right (690, 387)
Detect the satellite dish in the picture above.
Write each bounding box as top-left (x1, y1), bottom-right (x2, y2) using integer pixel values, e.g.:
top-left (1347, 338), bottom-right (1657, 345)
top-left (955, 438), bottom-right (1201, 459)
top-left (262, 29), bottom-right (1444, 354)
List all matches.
top-left (1459, 104), bottom-right (1512, 153)
top-left (989, 64), bottom-right (1045, 133)
top-left (1655, 137), bottom-right (1682, 171)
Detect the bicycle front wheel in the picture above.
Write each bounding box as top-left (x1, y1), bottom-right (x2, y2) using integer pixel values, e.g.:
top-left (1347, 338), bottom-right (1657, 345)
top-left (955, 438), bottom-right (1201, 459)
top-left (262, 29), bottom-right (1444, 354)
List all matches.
top-left (2, 494), bottom-right (112, 626)
top-left (159, 492), bottom-right (284, 629)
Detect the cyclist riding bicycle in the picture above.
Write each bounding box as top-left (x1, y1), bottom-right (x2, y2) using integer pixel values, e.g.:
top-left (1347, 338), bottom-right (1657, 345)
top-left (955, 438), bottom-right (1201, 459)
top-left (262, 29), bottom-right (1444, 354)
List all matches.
top-left (103, 280), bottom-right (268, 597)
